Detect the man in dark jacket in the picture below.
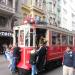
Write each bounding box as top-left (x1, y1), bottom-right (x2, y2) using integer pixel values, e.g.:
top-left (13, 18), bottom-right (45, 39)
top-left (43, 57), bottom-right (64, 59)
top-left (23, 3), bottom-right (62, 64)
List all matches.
top-left (63, 46), bottom-right (75, 75)
top-left (37, 41), bottom-right (47, 72)
top-left (30, 49), bottom-right (38, 75)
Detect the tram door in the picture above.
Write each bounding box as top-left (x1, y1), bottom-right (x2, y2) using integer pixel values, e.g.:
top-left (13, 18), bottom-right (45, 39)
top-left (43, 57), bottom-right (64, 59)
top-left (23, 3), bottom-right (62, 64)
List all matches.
top-left (13, 25), bottom-right (36, 70)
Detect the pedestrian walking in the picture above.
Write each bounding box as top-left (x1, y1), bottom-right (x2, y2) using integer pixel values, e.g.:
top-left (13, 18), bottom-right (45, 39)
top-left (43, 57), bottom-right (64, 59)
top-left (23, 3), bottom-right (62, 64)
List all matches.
top-left (63, 46), bottom-right (75, 75)
top-left (30, 49), bottom-right (38, 75)
top-left (12, 46), bottom-right (21, 74)
top-left (4, 45), bottom-right (13, 71)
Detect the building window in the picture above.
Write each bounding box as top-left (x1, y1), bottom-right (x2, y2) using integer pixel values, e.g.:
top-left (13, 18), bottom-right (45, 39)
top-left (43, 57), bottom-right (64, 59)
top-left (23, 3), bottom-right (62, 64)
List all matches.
top-left (57, 8), bottom-right (61, 13)
top-left (8, 0), bottom-right (13, 7)
top-left (0, 16), bottom-right (7, 27)
top-left (49, 2), bottom-right (52, 12)
top-left (49, 17), bottom-right (52, 25)
top-left (70, 0), bottom-right (73, 2)
top-left (15, 0), bottom-right (18, 12)
top-left (63, 8), bottom-right (67, 15)
top-left (35, 0), bottom-right (38, 6)
top-left (42, 0), bottom-right (46, 10)
top-left (43, 0), bottom-right (46, 3)
top-left (0, 0), bottom-right (6, 4)
top-left (22, 0), bottom-right (27, 4)
top-left (58, 0), bottom-right (60, 1)
top-left (63, 0), bottom-right (67, 4)
top-left (38, 0), bottom-right (42, 8)
top-left (58, 20), bottom-right (60, 25)
top-left (53, 1), bottom-right (56, 7)
top-left (46, 1), bottom-right (53, 12)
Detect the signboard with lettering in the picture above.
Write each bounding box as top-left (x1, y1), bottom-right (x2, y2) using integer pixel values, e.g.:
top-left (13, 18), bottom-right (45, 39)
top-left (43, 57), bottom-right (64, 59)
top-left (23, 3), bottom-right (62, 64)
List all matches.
top-left (0, 32), bottom-right (12, 37)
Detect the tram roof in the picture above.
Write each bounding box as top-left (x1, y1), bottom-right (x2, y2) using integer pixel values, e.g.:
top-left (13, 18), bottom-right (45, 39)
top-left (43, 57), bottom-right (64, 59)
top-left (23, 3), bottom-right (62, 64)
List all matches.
top-left (35, 24), bottom-right (74, 35)
top-left (13, 23), bottom-right (74, 35)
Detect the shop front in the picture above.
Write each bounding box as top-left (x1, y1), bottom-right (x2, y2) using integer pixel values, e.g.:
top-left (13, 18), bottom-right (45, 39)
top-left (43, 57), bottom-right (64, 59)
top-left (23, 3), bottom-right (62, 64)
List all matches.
top-left (0, 31), bottom-right (13, 54)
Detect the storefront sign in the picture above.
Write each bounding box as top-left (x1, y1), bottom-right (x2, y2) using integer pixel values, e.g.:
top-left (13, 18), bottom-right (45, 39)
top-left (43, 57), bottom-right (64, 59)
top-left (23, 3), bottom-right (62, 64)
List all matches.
top-left (0, 32), bottom-right (12, 37)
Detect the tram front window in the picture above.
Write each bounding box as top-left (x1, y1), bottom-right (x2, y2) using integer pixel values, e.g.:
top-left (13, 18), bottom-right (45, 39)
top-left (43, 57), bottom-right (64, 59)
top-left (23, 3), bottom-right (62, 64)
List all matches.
top-left (25, 29), bottom-right (29, 46)
top-left (25, 35), bottom-right (29, 46)
top-left (20, 30), bottom-right (24, 45)
top-left (25, 28), bottom-right (35, 47)
top-left (30, 29), bottom-right (33, 46)
top-left (15, 30), bottom-right (19, 45)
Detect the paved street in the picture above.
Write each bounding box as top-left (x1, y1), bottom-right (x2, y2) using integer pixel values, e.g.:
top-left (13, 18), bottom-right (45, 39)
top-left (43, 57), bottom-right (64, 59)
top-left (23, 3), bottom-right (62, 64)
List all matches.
top-left (0, 55), bottom-right (12, 75)
top-left (0, 55), bottom-right (63, 75)
top-left (43, 66), bottom-right (63, 75)
top-left (0, 55), bottom-right (75, 75)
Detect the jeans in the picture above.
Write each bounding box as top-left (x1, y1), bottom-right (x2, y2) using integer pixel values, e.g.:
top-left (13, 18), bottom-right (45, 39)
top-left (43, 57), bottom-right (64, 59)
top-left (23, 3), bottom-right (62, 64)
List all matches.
top-left (4, 52), bottom-right (7, 60)
top-left (31, 64), bottom-right (37, 75)
top-left (12, 57), bottom-right (16, 73)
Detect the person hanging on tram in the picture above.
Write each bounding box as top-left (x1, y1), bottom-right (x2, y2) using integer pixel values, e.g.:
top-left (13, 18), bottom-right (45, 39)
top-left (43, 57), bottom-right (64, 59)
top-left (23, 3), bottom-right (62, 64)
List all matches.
top-left (30, 49), bottom-right (38, 75)
top-left (36, 40), bottom-right (47, 72)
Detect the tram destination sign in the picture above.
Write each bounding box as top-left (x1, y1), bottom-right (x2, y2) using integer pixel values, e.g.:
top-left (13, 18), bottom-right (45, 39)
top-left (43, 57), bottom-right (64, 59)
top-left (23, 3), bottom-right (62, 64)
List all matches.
top-left (0, 31), bottom-right (12, 37)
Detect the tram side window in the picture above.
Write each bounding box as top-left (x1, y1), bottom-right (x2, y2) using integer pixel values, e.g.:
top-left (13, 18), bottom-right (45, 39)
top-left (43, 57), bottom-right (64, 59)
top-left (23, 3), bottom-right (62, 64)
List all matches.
top-left (57, 33), bottom-right (61, 45)
top-left (30, 29), bottom-right (33, 46)
top-left (69, 36), bottom-right (73, 45)
top-left (62, 35), bottom-right (68, 45)
top-left (52, 32), bottom-right (57, 45)
top-left (52, 32), bottom-right (61, 45)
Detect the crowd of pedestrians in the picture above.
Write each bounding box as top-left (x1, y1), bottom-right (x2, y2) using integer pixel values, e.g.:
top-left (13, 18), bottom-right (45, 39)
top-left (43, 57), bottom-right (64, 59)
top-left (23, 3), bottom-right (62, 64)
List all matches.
top-left (3, 36), bottom-right (47, 75)
top-left (4, 36), bottom-right (75, 75)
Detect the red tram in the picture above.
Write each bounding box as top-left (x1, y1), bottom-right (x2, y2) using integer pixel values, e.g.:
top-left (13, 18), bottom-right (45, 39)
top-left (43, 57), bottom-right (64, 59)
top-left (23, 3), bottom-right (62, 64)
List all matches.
top-left (13, 17), bottom-right (75, 74)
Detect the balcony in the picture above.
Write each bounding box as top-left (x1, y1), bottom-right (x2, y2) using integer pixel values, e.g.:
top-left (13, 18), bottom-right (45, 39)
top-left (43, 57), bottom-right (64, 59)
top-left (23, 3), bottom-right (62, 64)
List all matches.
top-left (0, 0), bottom-right (15, 14)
